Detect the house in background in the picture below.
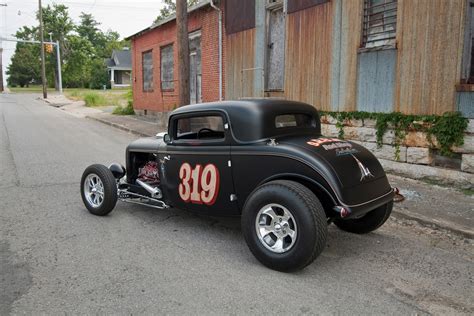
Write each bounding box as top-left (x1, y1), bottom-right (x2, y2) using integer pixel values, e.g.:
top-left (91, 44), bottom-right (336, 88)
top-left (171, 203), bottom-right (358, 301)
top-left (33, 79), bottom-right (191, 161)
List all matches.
top-left (106, 48), bottom-right (132, 89)
top-left (127, 0), bottom-right (223, 116)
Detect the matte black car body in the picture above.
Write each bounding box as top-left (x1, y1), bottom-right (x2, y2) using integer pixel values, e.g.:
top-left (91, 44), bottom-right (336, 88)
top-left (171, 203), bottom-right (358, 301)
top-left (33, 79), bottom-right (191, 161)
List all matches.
top-left (125, 99), bottom-right (394, 219)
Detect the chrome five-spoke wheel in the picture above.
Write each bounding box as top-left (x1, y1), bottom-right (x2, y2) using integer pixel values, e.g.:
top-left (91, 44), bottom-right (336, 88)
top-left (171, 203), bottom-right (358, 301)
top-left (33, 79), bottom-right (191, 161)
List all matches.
top-left (84, 173), bottom-right (104, 208)
top-left (255, 203), bottom-right (297, 253)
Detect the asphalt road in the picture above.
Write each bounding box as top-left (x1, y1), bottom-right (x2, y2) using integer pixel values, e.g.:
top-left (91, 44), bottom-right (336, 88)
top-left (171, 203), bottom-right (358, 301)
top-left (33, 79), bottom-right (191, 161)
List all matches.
top-left (1, 93), bottom-right (473, 315)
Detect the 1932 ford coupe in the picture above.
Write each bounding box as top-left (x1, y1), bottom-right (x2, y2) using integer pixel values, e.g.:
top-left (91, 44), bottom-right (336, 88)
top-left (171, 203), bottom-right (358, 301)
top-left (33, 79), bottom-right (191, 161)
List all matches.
top-left (81, 99), bottom-right (394, 271)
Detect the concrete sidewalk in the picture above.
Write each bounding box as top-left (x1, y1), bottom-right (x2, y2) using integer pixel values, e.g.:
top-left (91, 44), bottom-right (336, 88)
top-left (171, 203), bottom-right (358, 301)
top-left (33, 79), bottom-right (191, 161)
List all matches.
top-left (45, 96), bottom-right (473, 239)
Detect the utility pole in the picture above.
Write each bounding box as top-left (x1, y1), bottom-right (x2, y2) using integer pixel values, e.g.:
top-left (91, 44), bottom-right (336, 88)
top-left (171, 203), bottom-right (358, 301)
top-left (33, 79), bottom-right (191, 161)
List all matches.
top-left (38, 0), bottom-right (47, 98)
top-left (0, 3), bottom-right (7, 93)
top-left (176, 0), bottom-right (190, 106)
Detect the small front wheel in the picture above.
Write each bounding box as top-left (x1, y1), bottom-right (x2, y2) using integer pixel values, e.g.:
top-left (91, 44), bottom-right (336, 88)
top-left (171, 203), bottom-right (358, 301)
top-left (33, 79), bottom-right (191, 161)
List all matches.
top-left (80, 164), bottom-right (118, 216)
top-left (242, 180), bottom-right (327, 272)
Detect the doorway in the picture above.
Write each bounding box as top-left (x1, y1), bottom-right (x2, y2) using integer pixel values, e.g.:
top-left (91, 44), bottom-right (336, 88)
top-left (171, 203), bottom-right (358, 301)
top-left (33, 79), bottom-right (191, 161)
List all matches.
top-left (265, 4), bottom-right (285, 91)
top-left (189, 31), bottom-right (202, 104)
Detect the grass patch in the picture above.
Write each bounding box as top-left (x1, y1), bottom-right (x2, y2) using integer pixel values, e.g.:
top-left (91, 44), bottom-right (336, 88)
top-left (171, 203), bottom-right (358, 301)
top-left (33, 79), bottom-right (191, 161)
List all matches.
top-left (9, 85), bottom-right (44, 93)
top-left (461, 188), bottom-right (474, 196)
top-left (64, 89), bottom-right (129, 107)
top-left (83, 92), bottom-right (107, 107)
top-left (112, 101), bottom-right (135, 115)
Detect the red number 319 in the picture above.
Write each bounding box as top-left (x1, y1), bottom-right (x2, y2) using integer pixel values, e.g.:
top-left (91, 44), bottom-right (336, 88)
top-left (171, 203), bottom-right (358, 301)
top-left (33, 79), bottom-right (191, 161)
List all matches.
top-left (179, 163), bottom-right (220, 205)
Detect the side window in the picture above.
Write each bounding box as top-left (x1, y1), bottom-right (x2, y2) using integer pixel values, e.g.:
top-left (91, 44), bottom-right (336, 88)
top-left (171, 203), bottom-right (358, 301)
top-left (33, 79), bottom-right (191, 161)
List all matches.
top-left (160, 44), bottom-right (174, 90)
top-left (175, 115), bottom-right (225, 141)
top-left (362, 0), bottom-right (397, 48)
top-left (142, 50), bottom-right (153, 92)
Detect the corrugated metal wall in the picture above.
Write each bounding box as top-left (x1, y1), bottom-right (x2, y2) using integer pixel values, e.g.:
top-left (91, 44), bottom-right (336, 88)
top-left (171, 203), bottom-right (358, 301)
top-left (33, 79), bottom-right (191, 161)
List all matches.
top-left (225, 29), bottom-right (256, 100)
top-left (223, 0), bottom-right (469, 116)
top-left (357, 49), bottom-right (397, 112)
top-left (395, 0), bottom-right (467, 114)
top-left (284, 2), bottom-right (333, 111)
top-left (331, 0), bottom-right (362, 111)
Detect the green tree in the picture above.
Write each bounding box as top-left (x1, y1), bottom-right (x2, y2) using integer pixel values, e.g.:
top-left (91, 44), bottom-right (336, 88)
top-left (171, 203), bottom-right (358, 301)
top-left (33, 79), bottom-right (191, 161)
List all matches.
top-left (40, 4), bottom-right (74, 90)
top-left (154, 0), bottom-right (199, 24)
top-left (7, 44), bottom-right (41, 87)
top-left (89, 59), bottom-right (110, 89)
top-left (62, 35), bottom-right (94, 88)
top-left (8, 5), bottom-right (125, 90)
top-left (7, 28), bottom-right (41, 87)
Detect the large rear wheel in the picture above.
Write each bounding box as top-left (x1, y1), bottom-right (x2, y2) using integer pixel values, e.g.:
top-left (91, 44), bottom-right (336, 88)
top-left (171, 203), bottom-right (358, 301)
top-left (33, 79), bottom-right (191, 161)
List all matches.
top-left (242, 180), bottom-right (327, 272)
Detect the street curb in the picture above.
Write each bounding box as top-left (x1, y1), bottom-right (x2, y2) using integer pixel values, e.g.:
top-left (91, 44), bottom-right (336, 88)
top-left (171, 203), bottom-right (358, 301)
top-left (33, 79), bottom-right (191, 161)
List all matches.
top-left (85, 114), bottom-right (473, 239)
top-left (86, 115), bottom-right (154, 138)
top-left (392, 210), bottom-right (473, 239)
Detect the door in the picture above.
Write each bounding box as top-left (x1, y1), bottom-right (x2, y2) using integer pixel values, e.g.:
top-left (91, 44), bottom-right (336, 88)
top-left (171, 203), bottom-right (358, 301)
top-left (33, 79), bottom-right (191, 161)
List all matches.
top-left (189, 31), bottom-right (202, 104)
top-left (265, 5), bottom-right (285, 91)
top-left (162, 112), bottom-right (238, 215)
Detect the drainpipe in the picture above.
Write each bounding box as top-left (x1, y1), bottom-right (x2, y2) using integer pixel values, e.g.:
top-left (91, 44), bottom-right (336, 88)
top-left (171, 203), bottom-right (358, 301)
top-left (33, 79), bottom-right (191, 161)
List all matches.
top-left (210, 0), bottom-right (223, 101)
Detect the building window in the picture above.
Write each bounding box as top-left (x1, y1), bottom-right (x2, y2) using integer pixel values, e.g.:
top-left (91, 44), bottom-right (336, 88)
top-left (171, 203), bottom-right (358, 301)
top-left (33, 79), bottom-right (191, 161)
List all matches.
top-left (160, 44), bottom-right (174, 90)
top-left (362, 0), bottom-right (397, 48)
top-left (142, 50), bottom-right (153, 92)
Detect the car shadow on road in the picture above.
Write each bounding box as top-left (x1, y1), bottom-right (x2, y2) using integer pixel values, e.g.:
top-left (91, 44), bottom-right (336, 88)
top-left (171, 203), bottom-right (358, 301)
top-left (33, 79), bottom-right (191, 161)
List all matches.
top-left (114, 201), bottom-right (396, 274)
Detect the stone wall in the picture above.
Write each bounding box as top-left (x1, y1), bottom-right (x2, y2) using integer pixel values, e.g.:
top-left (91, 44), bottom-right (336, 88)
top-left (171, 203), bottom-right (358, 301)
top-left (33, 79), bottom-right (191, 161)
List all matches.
top-left (321, 116), bottom-right (474, 184)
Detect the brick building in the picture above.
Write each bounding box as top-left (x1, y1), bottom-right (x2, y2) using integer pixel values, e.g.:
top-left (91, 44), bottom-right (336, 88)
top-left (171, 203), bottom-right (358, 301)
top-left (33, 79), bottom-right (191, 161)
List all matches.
top-left (127, 1), bottom-right (225, 117)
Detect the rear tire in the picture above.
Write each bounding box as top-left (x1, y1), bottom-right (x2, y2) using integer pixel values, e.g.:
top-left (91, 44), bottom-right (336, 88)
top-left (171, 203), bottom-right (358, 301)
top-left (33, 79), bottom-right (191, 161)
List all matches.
top-left (80, 164), bottom-right (118, 216)
top-left (334, 201), bottom-right (393, 234)
top-left (242, 180), bottom-right (327, 272)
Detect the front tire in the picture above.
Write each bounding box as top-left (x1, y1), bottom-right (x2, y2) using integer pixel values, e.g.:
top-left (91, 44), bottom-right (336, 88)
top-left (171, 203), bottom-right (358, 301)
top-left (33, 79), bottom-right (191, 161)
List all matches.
top-left (81, 164), bottom-right (118, 216)
top-left (242, 180), bottom-right (327, 272)
top-left (334, 201), bottom-right (393, 234)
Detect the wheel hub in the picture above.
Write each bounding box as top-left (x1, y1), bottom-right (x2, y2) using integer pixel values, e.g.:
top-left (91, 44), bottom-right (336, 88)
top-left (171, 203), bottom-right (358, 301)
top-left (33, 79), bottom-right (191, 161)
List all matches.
top-left (255, 203), bottom-right (297, 253)
top-left (83, 174), bottom-right (104, 208)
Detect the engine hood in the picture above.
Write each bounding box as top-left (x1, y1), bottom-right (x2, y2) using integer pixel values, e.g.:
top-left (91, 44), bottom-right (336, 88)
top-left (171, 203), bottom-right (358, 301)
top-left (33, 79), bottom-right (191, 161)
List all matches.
top-left (277, 135), bottom-right (392, 206)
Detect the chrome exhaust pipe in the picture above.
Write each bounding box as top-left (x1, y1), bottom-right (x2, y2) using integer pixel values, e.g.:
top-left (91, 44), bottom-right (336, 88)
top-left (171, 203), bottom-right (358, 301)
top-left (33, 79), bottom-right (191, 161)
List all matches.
top-left (333, 206), bottom-right (351, 218)
top-left (136, 179), bottom-right (162, 199)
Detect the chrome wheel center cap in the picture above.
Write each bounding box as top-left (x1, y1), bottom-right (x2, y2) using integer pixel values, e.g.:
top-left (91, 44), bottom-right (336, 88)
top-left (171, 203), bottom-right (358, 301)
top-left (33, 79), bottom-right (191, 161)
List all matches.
top-left (274, 223), bottom-right (282, 231)
top-left (91, 187), bottom-right (97, 193)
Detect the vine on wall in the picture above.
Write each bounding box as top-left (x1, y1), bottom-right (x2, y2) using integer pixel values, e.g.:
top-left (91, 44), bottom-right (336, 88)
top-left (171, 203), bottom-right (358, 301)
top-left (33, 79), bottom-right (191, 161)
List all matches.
top-left (320, 111), bottom-right (468, 159)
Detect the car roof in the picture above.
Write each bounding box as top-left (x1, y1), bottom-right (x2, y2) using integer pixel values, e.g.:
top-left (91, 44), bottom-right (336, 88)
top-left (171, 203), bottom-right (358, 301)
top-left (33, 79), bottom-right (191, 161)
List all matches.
top-left (170, 99), bottom-right (321, 142)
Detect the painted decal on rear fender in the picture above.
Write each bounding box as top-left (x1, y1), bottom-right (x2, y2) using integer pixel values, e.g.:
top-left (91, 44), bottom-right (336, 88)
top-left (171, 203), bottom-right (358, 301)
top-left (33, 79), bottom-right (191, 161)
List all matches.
top-left (307, 138), bottom-right (359, 156)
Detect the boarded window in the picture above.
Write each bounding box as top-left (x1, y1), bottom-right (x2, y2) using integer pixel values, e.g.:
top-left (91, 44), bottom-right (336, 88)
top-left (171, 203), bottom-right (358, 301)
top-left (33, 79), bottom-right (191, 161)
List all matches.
top-left (362, 0), bottom-right (397, 48)
top-left (287, 0), bottom-right (329, 14)
top-left (142, 50), bottom-right (153, 92)
top-left (225, 0), bottom-right (255, 34)
top-left (160, 44), bottom-right (174, 90)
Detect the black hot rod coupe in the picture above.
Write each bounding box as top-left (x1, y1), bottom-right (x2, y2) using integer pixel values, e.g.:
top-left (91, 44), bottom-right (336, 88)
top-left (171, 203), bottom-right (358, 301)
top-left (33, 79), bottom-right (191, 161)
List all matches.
top-left (81, 99), bottom-right (395, 271)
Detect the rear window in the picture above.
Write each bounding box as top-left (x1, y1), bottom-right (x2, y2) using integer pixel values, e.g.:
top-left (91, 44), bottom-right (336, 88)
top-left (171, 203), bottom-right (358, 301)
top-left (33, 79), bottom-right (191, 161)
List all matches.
top-left (275, 114), bottom-right (316, 128)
